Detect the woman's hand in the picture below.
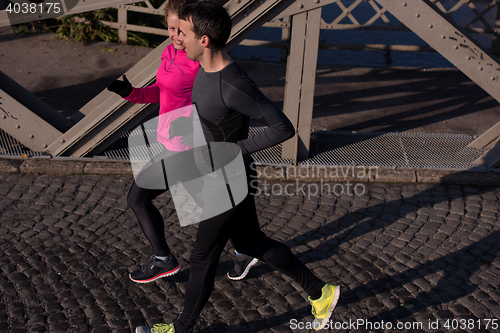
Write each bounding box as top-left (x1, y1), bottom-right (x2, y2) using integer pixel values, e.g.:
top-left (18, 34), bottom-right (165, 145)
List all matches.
top-left (107, 75), bottom-right (133, 98)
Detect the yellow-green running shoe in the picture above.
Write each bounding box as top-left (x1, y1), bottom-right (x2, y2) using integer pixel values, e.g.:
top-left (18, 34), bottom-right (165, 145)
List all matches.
top-left (135, 323), bottom-right (175, 333)
top-left (308, 284), bottom-right (340, 330)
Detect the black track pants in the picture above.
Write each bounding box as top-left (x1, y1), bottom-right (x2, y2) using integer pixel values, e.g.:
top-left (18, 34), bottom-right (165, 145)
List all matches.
top-left (174, 194), bottom-right (325, 333)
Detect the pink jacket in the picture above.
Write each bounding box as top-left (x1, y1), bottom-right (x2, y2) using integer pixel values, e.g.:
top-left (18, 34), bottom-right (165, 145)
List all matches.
top-left (124, 44), bottom-right (199, 151)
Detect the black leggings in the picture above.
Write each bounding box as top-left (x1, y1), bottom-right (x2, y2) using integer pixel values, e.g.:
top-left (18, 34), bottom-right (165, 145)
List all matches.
top-left (128, 180), bottom-right (171, 256)
top-left (173, 194), bottom-right (325, 333)
top-left (127, 151), bottom-right (203, 256)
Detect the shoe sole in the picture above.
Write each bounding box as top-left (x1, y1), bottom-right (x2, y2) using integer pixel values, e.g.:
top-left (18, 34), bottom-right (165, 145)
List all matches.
top-left (129, 264), bottom-right (181, 283)
top-left (314, 285), bottom-right (340, 330)
top-left (226, 258), bottom-right (259, 281)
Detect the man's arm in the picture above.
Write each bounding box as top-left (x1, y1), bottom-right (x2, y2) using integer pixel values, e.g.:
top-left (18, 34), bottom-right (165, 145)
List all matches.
top-left (221, 74), bottom-right (295, 155)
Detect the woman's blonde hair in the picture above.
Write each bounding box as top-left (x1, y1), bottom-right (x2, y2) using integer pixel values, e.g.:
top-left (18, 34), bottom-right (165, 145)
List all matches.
top-left (164, 0), bottom-right (198, 18)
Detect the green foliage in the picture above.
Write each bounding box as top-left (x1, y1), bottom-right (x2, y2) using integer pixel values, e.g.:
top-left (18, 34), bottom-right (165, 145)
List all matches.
top-left (55, 9), bottom-right (119, 44)
top-left (12, 1), bottom-right (169, 47)
top-left (11, 20), bottom-right (54, 36)
top-left (12, 24), bottom-right (30, 35)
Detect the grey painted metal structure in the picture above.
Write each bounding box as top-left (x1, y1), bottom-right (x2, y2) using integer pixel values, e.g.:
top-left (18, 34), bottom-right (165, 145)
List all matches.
top-left (469, 121), bottom-right (500, 167)
top-left (0, 71), bottom-right (73, 151)
top-left (375, 0), bottom-right (500, 167)
top-left (1, 0), bottom-right (500, 165)
top-left (281, 8), bottom-right (321, 161)
top-left (0, 0), bottom-right (148, 158)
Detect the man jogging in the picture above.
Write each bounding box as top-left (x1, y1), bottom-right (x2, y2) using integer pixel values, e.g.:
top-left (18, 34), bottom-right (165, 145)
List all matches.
top-left (136, 2), bottom-right (340, 332)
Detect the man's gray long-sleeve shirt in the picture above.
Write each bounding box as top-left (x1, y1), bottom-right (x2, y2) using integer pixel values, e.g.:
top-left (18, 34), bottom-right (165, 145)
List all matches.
top-left (192, 62), bottom-right (295, 161)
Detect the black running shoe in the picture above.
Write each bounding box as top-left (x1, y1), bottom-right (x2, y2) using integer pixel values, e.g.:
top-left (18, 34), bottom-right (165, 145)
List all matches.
top-left (227, 254), bottom-right (258, 280)
top-left (130, 256), bottom-right (180, 283)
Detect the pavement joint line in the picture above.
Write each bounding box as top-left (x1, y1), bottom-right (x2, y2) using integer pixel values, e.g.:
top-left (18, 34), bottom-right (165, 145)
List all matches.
top-left (1, 157), bottom-right (500, 184)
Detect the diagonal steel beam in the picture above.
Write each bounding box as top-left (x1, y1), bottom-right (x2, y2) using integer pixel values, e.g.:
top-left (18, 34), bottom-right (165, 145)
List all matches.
top-left (0, 0), bottom-right (143, 27)
top-left (226, 0), bottom-right (296, 50)
top-left (375, 0), bottom-right (500, 104)
top-left (45, 38), bottom-right (168, 156)
top-left (0, 89), bottom-right (63, 152)
top-left (469, 121), bottom-right (500, 149)
top-left (271, 0), bottom-right (339, 20)
top-left (0, 71), bottom-right (73, 152)
top-left (472, 138), bottom-right (500, 168)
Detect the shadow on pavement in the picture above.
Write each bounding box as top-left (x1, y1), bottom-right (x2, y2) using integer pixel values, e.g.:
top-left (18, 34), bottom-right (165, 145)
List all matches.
top-left (212, 170), bottom-right (500, 331)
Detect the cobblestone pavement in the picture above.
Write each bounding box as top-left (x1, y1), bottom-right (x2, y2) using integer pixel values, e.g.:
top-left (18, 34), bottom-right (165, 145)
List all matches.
top-left (1, 172), bottom-right (500, 333)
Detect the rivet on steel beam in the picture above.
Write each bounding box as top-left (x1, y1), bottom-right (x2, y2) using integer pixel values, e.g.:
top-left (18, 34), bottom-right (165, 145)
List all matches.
top-left (61, 139), bottom-right (66, 143)
top-left (479, 66), bottom-right (483, 70)
top-left (235, 0), bottom-right (241, 3)
top-left (466, 56), bottom-right (471, 60)
top-left (15, 125), bottom-right (20, 129)
top-left (491, 76), bottom-right (496, 81)
top-left (454, 45), bottom-right (458, 49)
top-left (314, 0), bottom-right (320, 4)
top-left (43, 144), bottom-right (47, 148)
top-left (402, 2), bottom-right (407, 6)
top-left (29, 135), bottom-right (34, 138)
top-left (429, 24), bottom-right (433, 28)
top-left (1, 115), bottom-right (6, 119)
top-left (415, 14), bottom-right (420, 18)
top-left (441, 35), bottom-right (446, 39)
top-left (298, 3), bottom-right (304, 8)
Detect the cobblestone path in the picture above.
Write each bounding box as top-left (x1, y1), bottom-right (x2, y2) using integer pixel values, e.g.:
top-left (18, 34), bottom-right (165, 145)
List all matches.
top-left (1, 173), bottom-right (500, 332)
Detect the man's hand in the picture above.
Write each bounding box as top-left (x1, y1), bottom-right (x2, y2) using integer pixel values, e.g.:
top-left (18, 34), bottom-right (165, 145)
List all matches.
top-left (180, 133), bottom-right (194, 147)
top-left (169, 116), bottom-right (194, 144)
top-left (107, 75), bottom-right (133, 98)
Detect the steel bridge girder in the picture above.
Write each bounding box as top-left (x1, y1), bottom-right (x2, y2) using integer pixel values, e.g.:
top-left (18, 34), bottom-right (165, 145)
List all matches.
top-left (0, 0), bottom-right (142, 27)
top-left (376, 0), bottom-right (500, 105)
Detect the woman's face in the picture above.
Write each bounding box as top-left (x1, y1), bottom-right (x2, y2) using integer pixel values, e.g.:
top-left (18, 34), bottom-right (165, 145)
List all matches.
top-left (166, 13), bottom-right (185, 50)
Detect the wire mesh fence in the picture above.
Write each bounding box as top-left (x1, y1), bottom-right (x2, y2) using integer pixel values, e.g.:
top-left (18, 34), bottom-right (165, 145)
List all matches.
top-left (1, 127), bottom-right (488, 170)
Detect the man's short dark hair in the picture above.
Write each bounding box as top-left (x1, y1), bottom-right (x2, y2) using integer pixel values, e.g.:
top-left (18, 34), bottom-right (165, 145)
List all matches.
top-left (179, 1), bottom-right (232, 50)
